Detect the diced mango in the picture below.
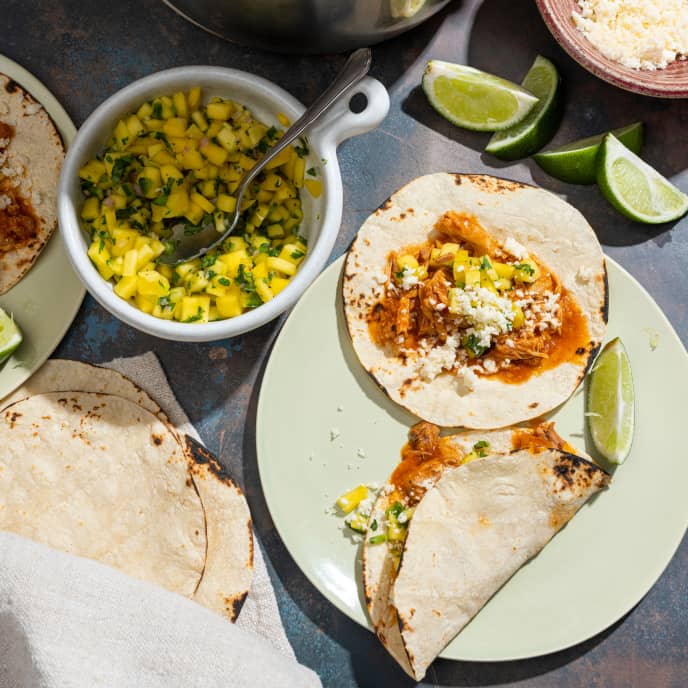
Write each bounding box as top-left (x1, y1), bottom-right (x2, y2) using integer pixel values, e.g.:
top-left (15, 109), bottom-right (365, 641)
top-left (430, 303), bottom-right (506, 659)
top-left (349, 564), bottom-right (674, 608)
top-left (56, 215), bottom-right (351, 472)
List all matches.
top-left (81, 197), bottom-right (101, 220)
top-left (266, 256), bottom-right (296, 276)
top-left (190, 192), bottom-right (215, 214)
top-left (114, 275), bottom-right (138, 300)
top-left (215, 287), bottom-right (243, 318)
top-left (79, 159), bottom-right (106, 183)
top-left (336, 485), bottom-right (368, 514)
top-left (178, 296), bottom-right (210, 323)
top-left (187, 86), bottom-right (202, 111)
top-left (206, 101), bottom-right (234, 120)
top-left (172, 91), bottom-right (188, 118)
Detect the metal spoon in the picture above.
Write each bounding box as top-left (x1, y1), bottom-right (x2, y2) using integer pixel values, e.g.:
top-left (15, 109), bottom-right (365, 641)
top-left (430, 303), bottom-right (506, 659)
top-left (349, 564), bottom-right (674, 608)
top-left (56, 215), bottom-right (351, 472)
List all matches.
top-left (158, 47), bottom-right (372, 265)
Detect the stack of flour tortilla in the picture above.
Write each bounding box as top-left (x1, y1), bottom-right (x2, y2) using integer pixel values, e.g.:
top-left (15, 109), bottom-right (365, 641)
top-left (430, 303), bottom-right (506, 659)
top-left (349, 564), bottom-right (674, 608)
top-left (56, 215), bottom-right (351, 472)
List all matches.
top-left (0, 360), bottom-right (253, 621)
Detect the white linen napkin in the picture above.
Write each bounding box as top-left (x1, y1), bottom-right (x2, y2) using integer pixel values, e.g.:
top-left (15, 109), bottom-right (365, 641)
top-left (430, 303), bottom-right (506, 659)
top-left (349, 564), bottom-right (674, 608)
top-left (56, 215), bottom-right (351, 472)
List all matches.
top-left (0, 531), bottom-right (321, 688)
top-left (104, 353), bottom-right (293, 658)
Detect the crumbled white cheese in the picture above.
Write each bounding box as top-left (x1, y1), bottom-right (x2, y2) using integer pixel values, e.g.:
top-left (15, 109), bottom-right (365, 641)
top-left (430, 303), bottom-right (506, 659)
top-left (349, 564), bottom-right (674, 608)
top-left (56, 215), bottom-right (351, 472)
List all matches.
top-left (576, 266), bottom-right (593, 284)
top-left (0, 194), bottom-right (10, 210)
top-left (456, 366), bottom-right (478, 395)
top-left (418, 334), bottom-right (459, 382)
top-left (503, 237), bottom-right (528, 260)
top-left (483, 358), bottom-right (498, 374)
top-left (573, 0), bottom-right (688, 70)
top-left (399, 267), bottom-right (419, 290)
top-left (448, 286), bottom-right (515, 348)
top-left (0, 137), bottom-right (9, 150)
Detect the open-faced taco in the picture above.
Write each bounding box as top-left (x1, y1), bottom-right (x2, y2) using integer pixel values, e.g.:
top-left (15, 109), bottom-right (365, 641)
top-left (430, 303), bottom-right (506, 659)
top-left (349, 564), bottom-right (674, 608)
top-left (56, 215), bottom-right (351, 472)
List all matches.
top-left (343, 173), bottom-right (607, 428)
top-left (0, 73), bottom-right (64, 294)
top-left (361, 421), bottom-right (609, 680)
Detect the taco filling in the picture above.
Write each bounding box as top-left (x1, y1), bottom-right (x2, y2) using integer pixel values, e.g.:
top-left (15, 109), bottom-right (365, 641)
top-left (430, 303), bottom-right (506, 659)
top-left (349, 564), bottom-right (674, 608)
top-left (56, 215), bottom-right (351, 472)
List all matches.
top-left (0, 121), bottom-right (40, 254)
top-left (367, 210), bottom-right (590, 387)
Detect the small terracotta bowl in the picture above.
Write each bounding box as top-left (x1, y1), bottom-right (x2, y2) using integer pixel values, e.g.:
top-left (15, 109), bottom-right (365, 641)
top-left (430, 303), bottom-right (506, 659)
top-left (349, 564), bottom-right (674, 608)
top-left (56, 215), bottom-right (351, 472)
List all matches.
top-left (535, 0), bottom-right (688, 98)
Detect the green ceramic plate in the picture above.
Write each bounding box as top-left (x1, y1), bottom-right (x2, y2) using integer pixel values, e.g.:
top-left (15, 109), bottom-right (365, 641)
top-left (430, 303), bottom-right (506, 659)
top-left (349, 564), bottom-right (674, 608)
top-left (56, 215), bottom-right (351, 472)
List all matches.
top-left (0, 55), bottom-right (84, 401)
top-left (257, 254), bottom-right (688, 662)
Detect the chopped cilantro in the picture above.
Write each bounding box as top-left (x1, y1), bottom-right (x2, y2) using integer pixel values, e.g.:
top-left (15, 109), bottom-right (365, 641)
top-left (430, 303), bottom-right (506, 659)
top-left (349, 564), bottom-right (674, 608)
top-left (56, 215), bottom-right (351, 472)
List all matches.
top-left (479, 256), bottom-right (492, 271)
top-left (235, 264), bottom-right (256, 292)
top-left (138, 177), bottom-right (152, 195)
top-left (115, 207), bottom-right (135, 220)
top-left (306, 167), bottom-right (317, 177)
top-left (111, 155), bottom-right (133, 185)
top-left (462, 334), bottom-right (488, 358)
top-left (152, 178), bottom-right (175, 206)
top-left (291, 249), bottom-right (305, 259)
top-left (514, 262), bottom-right (535, 276)
top-left (152, 101), bottom-right (163, 119)
top-left (370, 519), bottom-right (378, 532)
top-left (157, 295), bottom-right (172, 309)
top-left (200, 254), bottom-right (217, 269)
top-left (183, 306), bottom-right (204, 323)
top-left (388, 502), bottom-right (404, 519)
top-left (294, 139), bottom-right (309, 157)
top-left (473, 440), bottom-right (490, 457)
top-left (243, 293), bottom-right (262, 308)
top-left (218, 277), bottom-right (231, 286)
top-left (368, 534), bottom-right (387, 545)
top-left (80, 179), bottom-right (103, 200)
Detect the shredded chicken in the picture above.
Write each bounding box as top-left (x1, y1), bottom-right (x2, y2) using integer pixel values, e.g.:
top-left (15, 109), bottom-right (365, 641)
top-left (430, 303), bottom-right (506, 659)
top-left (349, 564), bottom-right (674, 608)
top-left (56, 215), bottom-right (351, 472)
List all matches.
top-left (417, 269), bottom-right (451, 340)
top-left (435, 210), bottom-right (500, 255)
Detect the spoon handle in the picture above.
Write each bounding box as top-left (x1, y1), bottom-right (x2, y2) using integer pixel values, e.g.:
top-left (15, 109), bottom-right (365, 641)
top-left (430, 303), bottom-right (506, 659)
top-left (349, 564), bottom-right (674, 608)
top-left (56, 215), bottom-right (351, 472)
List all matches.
top-left (236, 48), bottom-right (372, 197)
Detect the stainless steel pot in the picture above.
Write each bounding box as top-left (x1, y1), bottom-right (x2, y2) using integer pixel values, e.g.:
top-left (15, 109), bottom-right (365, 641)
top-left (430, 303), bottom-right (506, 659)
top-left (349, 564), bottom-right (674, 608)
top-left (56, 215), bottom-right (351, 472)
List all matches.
top-left (163, 0), bottom-right (452, 54)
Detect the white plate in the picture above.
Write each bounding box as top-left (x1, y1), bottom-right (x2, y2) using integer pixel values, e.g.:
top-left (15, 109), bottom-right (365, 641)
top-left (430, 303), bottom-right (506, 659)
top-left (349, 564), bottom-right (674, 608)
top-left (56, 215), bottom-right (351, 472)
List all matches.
top-left (0, 54), bottom-right (84, 400)
top-left (257, 254), bottom-right (688, 661)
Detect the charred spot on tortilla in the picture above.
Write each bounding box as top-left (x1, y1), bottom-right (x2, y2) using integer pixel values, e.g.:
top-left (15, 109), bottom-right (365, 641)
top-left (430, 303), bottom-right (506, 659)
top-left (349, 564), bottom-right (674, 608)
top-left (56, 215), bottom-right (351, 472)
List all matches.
top-left (226, 591), bottom-right (248, 619)
top-left (4, 79), bottom-right (18, 94)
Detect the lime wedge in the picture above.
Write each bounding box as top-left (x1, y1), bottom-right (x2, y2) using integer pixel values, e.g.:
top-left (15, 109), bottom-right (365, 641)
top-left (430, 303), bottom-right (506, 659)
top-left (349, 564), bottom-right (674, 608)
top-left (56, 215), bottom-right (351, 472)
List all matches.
top-left (586, 338), bottom-right (634, 465)
top-left (534, 122), bottom-right (643, 184)
top-left (422, 61), bottom-right (539, 132)
top-left (0, 307), bottom-right (22, 365)
top-left (597, 134), bottom-right (688, 224)
top-left (485, 56), bottom-right (562, 160)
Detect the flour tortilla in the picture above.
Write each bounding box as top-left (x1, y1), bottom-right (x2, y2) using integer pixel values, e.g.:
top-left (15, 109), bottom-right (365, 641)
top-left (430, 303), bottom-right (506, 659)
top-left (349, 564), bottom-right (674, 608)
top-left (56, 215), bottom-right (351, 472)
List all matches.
top-left (0, 358), bottom-right (254, 621)
top-left (343, 173), bottom-right (608, 428)
top-left (390, 447), bottom-right (609, 680)
top-left (363, 423), bottom-right (582, 676)
top-left (185, 437), bottom-right (254, 620)
top-left (0, 74), bottom-right (64, 294)
top-left (0, 392), bottom-right (206, 596)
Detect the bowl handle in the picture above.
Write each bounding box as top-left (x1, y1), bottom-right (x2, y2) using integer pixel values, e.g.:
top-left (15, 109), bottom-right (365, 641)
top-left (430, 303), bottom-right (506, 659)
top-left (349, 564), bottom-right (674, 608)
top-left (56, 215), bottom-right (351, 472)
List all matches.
top-left (309, 76), bottom-right (390, 149)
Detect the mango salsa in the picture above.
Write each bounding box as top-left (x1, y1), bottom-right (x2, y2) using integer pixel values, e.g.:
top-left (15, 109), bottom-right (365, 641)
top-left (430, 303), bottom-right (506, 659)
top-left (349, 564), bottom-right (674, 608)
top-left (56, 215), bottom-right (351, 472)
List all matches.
top-left (79, 87), bottom-right (315, 323)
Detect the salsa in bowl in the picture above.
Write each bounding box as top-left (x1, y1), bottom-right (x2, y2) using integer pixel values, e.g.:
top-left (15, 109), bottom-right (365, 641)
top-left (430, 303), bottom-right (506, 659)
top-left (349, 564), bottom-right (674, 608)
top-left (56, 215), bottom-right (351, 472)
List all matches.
top-left (58, 65), bottom-right (389, 341)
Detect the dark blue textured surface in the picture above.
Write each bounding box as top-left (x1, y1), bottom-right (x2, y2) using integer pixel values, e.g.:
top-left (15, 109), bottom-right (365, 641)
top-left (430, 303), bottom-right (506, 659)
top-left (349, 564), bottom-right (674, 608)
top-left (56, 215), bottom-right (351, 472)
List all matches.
top-left (4, 1), bottom-right (686, 686)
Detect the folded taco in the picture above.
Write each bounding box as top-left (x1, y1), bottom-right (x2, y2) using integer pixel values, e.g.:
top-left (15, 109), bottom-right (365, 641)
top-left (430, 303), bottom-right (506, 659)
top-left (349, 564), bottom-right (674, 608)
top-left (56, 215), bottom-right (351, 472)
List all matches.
top-left (362, 421), bottom-right (609, 679)
top-left (0, 74), bottom-right (64, 294)
top-left (343, 173), bottom-right (607, 428)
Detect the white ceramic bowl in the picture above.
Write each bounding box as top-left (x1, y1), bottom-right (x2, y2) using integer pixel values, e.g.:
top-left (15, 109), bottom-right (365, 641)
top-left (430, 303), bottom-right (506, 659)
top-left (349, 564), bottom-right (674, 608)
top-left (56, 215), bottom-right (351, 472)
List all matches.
top-left (58, 66), bottom-right (389, 341)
